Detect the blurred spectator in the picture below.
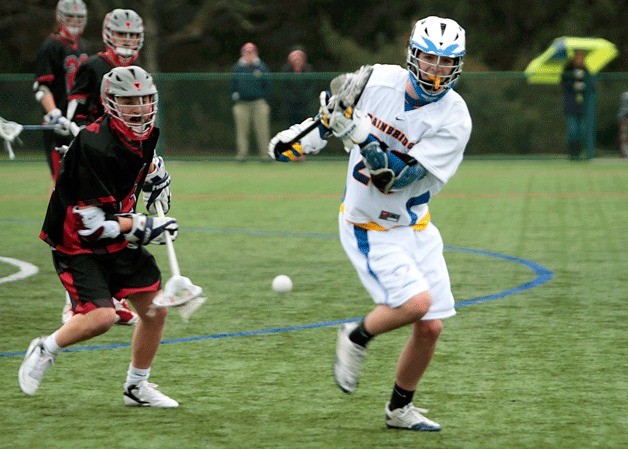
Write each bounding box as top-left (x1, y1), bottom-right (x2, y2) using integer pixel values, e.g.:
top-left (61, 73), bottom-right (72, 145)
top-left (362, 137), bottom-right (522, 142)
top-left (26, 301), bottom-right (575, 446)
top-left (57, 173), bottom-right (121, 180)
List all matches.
top-left (561, 50), bottom-right (593, 160)
top-left (229, 42), bottom-right (272, 161)
top-left (281, 46), bottom-right (315, 125)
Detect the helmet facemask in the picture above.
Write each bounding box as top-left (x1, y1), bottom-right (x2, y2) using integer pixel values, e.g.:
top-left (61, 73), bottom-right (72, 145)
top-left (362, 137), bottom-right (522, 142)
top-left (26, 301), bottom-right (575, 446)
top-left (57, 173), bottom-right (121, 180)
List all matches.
top-left (56, 0), bottom-right (87, 37)
top-left (102, 9), bottom-right (144, 61)
top-left (407, 47), bottom-right (464, 95)
top-left (104, 94), bottom-right (158, 139)
top-left (101, 66), bottom-right (158, 140)
top-left (406, 16), bottom-right (466, 103)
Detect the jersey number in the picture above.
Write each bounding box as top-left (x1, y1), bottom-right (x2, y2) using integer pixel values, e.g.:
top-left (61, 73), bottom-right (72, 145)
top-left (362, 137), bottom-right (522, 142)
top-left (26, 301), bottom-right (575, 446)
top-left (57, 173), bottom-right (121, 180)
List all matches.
top-left (64, 54), bottom-right (88, 94)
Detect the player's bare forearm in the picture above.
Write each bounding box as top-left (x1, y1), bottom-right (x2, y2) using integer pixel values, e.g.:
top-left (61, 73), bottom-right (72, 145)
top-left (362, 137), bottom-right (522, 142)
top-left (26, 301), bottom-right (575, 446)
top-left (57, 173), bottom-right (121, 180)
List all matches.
top-left (40, 92), bottom-right (56, 113)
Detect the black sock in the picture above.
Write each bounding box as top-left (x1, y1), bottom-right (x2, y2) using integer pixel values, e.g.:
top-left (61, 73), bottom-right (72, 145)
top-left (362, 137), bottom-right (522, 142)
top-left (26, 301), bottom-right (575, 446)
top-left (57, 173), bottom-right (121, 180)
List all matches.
top-left (389, 383), bottom-right (415, 411)
top-left (348, 321), bottom-right (373, 348)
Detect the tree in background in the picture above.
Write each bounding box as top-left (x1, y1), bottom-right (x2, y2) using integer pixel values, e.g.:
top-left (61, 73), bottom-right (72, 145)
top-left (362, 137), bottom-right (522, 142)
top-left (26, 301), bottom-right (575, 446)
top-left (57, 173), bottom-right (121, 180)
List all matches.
top-left (0, 0), bottom-right (625, 73)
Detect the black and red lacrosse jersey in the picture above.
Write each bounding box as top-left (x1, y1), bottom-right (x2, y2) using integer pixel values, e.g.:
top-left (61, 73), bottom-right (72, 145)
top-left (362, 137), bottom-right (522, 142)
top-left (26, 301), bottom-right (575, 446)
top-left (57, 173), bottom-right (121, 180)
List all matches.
top-left (68, 51), bottom-right (122, 126)
top-left (34, 34), bottom-right (90, 113)
top-left (40, 117), bottom-right (158, 256)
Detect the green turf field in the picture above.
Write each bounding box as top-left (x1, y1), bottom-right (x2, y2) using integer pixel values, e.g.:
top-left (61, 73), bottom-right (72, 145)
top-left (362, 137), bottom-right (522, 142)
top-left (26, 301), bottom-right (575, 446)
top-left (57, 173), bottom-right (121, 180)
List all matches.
top-left (0, 158), bottom-right (626, 449)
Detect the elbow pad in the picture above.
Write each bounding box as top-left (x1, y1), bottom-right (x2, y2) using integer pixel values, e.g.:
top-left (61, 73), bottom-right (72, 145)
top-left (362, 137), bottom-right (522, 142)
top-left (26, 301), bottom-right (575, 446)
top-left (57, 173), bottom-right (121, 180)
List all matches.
top-left (33, 82), bottom-right (51, 103)
top-left (387, 150), bottom-right (427, 189)
top-left (360, 137), bottom-right (427, 193)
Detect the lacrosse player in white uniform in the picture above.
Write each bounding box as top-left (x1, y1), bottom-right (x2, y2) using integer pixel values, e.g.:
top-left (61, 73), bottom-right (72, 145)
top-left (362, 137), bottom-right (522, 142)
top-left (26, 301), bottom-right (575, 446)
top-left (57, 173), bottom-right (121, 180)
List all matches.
top-left (269, 16), bottom-right (471, 431)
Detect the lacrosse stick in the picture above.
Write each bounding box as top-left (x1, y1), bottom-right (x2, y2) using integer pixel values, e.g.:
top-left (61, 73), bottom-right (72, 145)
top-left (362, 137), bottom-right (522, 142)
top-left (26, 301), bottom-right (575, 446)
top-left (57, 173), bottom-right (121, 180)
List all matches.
top-left (272, 65), bottom-right (374, 156)
top-left (0, 117), bottom-right (24, 160)
top-left (21, 124), bottom-right (62, 131)
top-left (149, 202), bottom-right (206, 321)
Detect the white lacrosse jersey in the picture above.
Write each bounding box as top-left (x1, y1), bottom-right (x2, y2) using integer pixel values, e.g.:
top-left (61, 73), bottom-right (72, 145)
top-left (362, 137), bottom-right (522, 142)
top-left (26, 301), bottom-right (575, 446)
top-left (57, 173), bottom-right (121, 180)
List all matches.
top-left (341, 64), bottom-right (472, 230)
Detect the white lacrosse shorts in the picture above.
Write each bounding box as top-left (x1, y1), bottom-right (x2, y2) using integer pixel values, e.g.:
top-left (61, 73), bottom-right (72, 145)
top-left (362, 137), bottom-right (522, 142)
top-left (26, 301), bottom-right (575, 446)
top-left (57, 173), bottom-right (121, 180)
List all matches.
top-left (339, 214), bottom-right (456, 320)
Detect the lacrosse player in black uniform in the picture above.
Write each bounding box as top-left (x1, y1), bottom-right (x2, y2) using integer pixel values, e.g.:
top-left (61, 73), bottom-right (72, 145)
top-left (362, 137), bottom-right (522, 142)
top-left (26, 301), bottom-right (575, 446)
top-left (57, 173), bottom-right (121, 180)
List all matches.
top-left (64, 8), bottom-right (146, 325)
top-left (34, 0), bottom-right (90, 181)
top-left (19, 66), bottom-right (179, 408)
top-left (67, 8), bottom-right (144, 127)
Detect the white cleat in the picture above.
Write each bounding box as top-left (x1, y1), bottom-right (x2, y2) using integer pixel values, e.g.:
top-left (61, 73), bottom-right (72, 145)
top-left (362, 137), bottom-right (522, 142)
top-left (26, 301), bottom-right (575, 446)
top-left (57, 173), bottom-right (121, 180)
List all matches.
top-left (333, 322), bottom-right (366, 393)
top-left (114, 299), bottom-right (139, 325)
top-left (18, 337), bottom-right (56, 396)
top-left (385, 402), bottom-right (441, 431)
top-left (123, 381), bottom-right (179, 408)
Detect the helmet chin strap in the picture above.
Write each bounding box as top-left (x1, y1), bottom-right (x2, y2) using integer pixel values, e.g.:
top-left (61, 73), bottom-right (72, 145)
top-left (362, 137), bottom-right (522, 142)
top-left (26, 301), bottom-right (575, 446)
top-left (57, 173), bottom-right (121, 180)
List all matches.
top-left (408, 73), bottom-right (448, 105)
top-left (105, 48), bottom-right (138, 67)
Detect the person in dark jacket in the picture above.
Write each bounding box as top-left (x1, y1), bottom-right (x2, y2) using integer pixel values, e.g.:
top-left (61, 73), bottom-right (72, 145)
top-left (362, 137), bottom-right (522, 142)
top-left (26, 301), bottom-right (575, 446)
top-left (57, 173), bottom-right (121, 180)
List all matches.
top-left (281, 46), bottom-right (315, 125)
top-left (561, 50), bottom-right (592, 160)
top-left (228, 42), bottom-right (273, 161)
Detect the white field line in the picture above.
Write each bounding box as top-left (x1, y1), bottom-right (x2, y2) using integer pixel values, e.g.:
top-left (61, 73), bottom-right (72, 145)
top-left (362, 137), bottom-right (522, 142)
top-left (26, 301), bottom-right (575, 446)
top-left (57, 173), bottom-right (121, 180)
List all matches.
top-left (0, 256), bottom-right (39, 285)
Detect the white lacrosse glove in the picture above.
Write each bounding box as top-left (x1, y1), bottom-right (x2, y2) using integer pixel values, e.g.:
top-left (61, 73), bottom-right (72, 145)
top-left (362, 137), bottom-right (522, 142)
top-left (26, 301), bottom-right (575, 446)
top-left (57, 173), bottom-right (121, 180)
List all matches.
top-left (43, 108), bottom-right (71, 136)
top-left (268, 118), bottom-right (329, 162)
top-left (142, 156), bottom-right (171, 215)
top-left (55, 116), bottom-right (72, 136)
top-left (122, 213), bottom-right (178, 245)
top-left (55, 145), bottom-right (70, 157)
top-left (43, 108), bottom-right (62, 125)
top-left (73, 206), bottom-right (121, 242)
top-left (329, 106), bottom-right (371, 151)
top-left (68, 121), bottom-right (83, 137)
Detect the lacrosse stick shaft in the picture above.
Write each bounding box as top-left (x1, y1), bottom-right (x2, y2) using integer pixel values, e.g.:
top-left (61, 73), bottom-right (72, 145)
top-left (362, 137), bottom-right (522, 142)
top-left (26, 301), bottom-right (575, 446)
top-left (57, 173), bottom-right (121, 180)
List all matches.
top-left (282, 117), bottom-right (322, 147)
top-left (155, 202), bottom-right (180, 277)
top-left (22, 125), bottom-right (60, 131)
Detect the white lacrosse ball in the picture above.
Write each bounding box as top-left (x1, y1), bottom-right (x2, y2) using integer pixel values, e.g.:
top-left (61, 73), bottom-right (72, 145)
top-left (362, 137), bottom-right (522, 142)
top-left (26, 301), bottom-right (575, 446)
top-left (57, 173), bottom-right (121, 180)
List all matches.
top-left (272, 275), bottom-right (293, 293)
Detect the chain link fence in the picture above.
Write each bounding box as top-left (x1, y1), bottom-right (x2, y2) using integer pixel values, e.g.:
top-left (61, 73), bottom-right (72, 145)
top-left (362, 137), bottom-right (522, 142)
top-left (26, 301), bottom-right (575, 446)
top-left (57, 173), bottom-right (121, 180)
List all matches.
top-left (1, 72), bottom-right (626, 159)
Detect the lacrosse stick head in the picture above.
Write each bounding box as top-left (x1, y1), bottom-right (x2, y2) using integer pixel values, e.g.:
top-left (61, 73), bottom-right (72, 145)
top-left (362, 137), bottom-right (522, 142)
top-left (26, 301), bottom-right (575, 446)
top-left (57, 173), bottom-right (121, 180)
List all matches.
top-left (0, 118), bottom-right (24, 142)
top-left (0, 118), bottom-right (23, 160)
top-left (329, 65), bottom-right (374, 110)
top-left (151, 275), bottom-right (206, 321)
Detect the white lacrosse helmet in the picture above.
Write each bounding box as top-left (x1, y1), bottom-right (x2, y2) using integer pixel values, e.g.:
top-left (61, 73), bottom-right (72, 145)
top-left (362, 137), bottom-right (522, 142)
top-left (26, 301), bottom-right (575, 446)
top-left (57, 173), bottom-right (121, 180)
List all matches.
top-left (56, 0), bottom-right (87, 37)
top-left (101, 66), bottom-right (158, 140)
top-left (102, 9), bottom-right (144, 60)
top-left (407, 16), bottom-right (465, 102)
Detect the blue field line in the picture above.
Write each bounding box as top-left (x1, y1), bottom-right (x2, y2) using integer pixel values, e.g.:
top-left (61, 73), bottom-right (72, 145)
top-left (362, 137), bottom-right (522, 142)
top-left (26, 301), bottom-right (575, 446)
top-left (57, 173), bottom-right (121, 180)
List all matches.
top-left (0, 220), bottom-right (554, 358)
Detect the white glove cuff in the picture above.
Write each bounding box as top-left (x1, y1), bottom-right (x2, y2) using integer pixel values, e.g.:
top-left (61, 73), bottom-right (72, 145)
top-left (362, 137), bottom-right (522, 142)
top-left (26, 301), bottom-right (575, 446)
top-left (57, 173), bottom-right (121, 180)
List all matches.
top-left (292, 118), bottom-right (328, 155)
top-left (100, 220), bottom-right (121, 239)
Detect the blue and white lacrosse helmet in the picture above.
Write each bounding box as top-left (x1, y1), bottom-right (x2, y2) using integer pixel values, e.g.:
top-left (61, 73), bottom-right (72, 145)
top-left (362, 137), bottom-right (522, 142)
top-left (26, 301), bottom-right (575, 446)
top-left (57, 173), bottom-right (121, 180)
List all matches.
top-left (407, 16), bottom-right (466, 103)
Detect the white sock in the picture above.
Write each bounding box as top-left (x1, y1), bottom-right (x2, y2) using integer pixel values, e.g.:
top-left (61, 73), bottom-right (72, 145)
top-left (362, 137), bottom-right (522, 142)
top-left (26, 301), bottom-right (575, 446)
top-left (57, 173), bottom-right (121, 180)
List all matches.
top-left (126, 364), bottom-right (151, 386)
top-left (43, 331), bottom-right (62, 355)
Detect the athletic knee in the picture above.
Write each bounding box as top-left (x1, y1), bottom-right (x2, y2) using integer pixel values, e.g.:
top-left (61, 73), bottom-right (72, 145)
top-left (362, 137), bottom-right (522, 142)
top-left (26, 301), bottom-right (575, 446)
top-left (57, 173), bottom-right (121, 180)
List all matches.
top-left (414, 319), bottom-right (443, 342)
top-left (91, 308), bottom-right (118, 333)
top-left (138, 305), bottom-right (168, 325)
top-left (404, 293), bottom-right (432, 321)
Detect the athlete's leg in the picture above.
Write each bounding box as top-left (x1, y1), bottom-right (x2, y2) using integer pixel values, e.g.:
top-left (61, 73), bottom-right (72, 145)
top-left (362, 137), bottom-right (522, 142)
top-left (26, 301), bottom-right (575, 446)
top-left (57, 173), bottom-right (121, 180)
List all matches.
top-left (363, 292), bottom-right (432, 335)
top-left (394, 319), bottom-right (442, 390)
top-left (128, 292), bottom-right (167, 369)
